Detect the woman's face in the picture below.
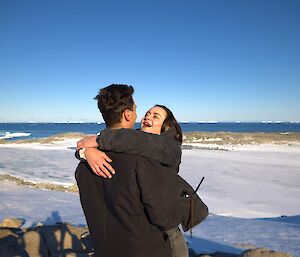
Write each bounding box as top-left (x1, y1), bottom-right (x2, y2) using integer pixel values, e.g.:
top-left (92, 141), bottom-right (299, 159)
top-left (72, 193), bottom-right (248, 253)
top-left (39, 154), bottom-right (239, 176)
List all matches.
top-left (141, 106), bottom-right (167, 135)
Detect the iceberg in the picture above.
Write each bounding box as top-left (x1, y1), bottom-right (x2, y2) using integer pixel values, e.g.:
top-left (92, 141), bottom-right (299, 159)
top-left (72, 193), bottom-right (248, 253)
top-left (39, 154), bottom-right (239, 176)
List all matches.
top-left (0, 132), bottom-right (31, 140)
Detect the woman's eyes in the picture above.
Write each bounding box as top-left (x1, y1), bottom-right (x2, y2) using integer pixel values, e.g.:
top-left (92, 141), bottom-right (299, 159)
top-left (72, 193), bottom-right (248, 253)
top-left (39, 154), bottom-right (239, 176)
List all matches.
top-left (144, 112), bottom-right (160, 119)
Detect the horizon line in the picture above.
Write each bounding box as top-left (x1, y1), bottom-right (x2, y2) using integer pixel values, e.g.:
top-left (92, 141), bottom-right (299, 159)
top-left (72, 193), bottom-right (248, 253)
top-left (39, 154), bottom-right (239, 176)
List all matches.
top-left (0, 121), bottom-right (300, 124)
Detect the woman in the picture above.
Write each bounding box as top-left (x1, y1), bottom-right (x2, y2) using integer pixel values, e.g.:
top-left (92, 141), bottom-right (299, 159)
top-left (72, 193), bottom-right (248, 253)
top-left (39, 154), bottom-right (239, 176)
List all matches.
top-left (77, 104), bottom-right (182, 177)
top-left (77, 104), bottom-right (187, 257)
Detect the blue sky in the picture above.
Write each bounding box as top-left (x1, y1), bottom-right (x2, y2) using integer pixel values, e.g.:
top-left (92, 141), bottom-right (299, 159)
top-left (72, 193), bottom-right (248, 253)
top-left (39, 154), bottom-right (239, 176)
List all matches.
top-left (0, 0), bottom-right (299, 122)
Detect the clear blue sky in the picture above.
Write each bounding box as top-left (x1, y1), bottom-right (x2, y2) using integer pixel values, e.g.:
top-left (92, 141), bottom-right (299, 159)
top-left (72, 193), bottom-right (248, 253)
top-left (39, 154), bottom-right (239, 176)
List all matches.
top-left (1, 0), bottom-right (299, 122)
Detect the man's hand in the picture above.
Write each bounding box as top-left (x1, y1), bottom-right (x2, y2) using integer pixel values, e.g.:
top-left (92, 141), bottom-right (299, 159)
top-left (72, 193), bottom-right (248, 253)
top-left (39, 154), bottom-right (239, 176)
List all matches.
top-left (77, 136), bottom-right (98, 150)
top-left (85, 148), bottom-right (116, 178)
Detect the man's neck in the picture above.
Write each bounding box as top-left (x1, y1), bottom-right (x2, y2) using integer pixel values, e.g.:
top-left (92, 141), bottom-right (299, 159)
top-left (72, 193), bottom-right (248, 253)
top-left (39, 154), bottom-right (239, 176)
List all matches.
top-left (108, 124), bottom-right (123, 129)
top-left (107, 122), bottom-right (132, 130)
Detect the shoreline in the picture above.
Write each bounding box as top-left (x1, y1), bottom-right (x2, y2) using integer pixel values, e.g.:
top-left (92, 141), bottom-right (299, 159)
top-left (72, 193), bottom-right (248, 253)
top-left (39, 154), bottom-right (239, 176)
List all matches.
top-left (0, 131), bottom-right (300, 150)
top-left (182, 142), bottom-right (300, 152)
top-left (0, 173), bottom-right (78, 193)
top-left (183, 131), bottom-right (300, 145)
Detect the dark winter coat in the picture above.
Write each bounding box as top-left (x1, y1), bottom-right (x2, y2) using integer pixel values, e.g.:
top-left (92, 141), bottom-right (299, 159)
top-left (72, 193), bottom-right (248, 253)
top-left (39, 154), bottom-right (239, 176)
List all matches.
top-left (75, 127), bottom-right (208, 257)
top-left (96, 127), bottom-right (208, 232)
top-left (75, 153), bottom-right (173, 257)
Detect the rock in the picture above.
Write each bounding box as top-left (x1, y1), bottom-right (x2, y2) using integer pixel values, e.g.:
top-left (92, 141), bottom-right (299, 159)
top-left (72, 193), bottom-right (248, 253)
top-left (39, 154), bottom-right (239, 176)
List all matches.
top-left (37, 223), bottom-right (91, 256)
top-left (0, 228), bottom-right (27, 257)
top-left (0, 222), bottom-right (94, 257)
top-left (0, 245), bottom-right (25, 257)
top-left (197, 251), bottom-right (239, 257)
top-left (80, 234), bottom-right (93, 254)
top-left (0, 218), bottom-right (24, 228)
top-left (66, 224), bottom-right (93, 251)
top-left (241, 248), bottom-right (293, 257)
top-left (36, 222), bottom-right (44, 227)
top-left (0, 229), bottom-right (19, 242)
top-left (0, 228), bottom-right (20, 252)
top-left (234, 243), bottom-right (257, 250)
top-left (58, 253), bottom-right (94, 257)
top-left (66, 184), bottom-right (79, 192)
top-left (66, 224), bottom-right (89, 242)
top-left (20, 230), bottom-right (49, 257)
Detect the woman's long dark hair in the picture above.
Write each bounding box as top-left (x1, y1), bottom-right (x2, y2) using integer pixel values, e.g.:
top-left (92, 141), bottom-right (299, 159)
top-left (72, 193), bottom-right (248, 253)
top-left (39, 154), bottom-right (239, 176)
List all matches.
top-left (155, 104), bottom-right (182, 144)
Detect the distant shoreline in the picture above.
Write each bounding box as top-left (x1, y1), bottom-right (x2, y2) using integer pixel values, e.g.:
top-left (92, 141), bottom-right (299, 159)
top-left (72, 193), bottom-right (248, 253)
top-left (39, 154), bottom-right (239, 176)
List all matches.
top-left (1, 122), bottom-right (300, 142)
top-left (183, 131), bottom-right (300, 145)
top-left (1, 121), bottom-right (300, 124)
top-left (1, 131), bottom-right (300, 146)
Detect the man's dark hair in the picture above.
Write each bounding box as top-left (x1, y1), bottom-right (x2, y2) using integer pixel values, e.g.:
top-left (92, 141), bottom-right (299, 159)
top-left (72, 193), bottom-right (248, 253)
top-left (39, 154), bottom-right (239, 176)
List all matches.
top-left (94, 84), bottom-right (134, 128)
top-left (155, 104), bottom-right (183, 144)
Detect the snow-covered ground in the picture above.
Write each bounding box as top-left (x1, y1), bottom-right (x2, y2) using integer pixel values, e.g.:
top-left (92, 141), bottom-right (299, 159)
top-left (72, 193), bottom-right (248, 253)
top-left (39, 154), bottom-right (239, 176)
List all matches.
top-left (0, 141), bottom-right (299, 256)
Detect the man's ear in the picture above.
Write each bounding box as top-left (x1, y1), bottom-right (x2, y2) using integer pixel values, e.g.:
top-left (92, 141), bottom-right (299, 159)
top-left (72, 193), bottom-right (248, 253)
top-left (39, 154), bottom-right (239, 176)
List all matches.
top-left (123, 109), bottom-right (131, 121)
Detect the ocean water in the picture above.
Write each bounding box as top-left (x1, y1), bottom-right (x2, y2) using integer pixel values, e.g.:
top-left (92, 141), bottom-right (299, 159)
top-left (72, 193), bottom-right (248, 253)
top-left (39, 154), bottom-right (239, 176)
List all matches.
top-left (1, 122), bottom-right (300, 141)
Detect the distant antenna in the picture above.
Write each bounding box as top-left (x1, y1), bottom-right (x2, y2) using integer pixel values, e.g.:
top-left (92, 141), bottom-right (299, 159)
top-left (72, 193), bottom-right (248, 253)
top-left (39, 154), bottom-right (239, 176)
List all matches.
top-left (193, 176), bottom-right (205, 194)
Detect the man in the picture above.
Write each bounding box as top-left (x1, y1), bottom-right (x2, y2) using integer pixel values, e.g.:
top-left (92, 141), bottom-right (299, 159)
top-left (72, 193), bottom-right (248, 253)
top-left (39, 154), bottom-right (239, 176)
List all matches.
top-left (75, 84), bottom-right (172, 257)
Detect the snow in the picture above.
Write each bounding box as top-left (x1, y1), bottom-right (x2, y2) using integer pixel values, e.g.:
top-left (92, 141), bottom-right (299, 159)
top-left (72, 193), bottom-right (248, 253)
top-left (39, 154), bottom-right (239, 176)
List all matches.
top-left (0, 138), bottom-right (79, 150)
top-left (187, 214), bottom-right (300, 255)
top-left (0, 147), bottom-right (77, 185)
top-left (0, 141), bottom-right (299, 256)
top-left (181, 148), bottom-right (300, 218)
top-left (0, 132), bottom-right (31, 140)
top-left (0, 180), bottom-right (86, 227)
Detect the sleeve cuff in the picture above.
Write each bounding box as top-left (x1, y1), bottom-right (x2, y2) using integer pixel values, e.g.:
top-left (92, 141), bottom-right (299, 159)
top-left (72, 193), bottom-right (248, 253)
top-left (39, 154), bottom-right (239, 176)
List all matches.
top-left (79, 148), bottom-right (86, 160)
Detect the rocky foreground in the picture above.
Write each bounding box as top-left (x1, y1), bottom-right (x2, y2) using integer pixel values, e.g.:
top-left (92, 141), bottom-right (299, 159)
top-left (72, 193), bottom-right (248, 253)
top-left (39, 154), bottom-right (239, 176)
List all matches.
top-left (0, 218), bottom-right (293, 257)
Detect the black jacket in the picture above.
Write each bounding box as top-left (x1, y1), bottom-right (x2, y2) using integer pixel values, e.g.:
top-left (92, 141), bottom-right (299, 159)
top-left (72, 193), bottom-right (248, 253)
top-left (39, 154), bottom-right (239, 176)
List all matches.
top-left (95, 127), bottom-right (208, 231)
top-left (76, 127), bottom-right (208, 257)
top-left (76, 152), bottom-right (173, 257)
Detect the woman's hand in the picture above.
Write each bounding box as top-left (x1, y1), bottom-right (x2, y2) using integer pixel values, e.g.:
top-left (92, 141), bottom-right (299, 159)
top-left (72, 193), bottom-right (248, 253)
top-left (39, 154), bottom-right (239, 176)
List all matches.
top-left (77, 136), bottom-right (98, 149)
top-left (85, 148), bottom-right (116, 178)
